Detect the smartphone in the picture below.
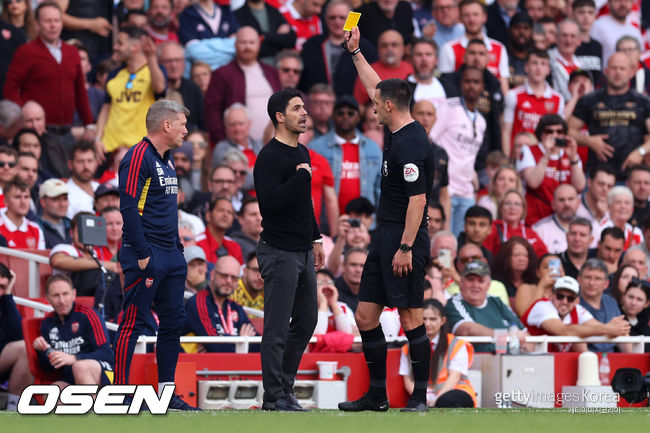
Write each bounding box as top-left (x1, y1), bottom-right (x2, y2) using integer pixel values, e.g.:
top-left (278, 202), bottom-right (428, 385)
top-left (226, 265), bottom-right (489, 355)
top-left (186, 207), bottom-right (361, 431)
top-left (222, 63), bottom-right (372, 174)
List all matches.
top-left (348, 218), bottom-right (361, 228)
top-left (555, 138), bottom-right (567, 147)
top-left (548, 258), bottom-right (561, 280)
top-left (438, 249), bottom-right (452, 268)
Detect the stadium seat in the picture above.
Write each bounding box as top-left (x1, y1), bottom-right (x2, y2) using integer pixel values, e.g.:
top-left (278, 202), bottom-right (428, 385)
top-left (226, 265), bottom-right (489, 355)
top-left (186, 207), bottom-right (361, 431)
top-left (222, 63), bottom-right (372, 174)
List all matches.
top-left (22, 317), bottom-right (62, 387)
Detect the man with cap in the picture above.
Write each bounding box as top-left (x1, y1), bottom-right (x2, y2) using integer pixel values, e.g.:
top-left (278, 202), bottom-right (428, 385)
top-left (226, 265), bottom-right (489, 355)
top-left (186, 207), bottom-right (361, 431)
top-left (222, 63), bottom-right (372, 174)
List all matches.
top-left (171, 141), bottom-right (195, 203)
top-left (309, 95), bottom-right (382, 211)
top-left (444, 259), bottom-right (529, 352)
top-left (94, 183), bottom-right (120, 215)
top-left (184, 245), bottom-right (208, 294)
top-left (506, 12), bottom-right (534, 89)
top-left (521, 275), bottom-right (630, 352)
top-left (38, 178), bottom-right (72, 248)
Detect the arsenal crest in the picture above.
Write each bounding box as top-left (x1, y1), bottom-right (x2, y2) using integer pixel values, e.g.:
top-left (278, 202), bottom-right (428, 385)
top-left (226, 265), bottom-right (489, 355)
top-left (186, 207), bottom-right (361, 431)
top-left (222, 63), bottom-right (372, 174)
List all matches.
top-left (544, 101), bottom-right (556, 112)
top-left (71, 322), bottom-right (79, 333)
top-left (146, 278), bottom-right (154, 288)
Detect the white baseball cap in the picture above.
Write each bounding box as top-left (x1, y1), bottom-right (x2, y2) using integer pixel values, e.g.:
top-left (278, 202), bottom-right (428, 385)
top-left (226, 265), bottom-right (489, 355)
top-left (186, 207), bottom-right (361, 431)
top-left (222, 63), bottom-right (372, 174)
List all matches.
top-left (553, 276), bottom-right (580, 295)
top-left (39, 178), bottom-right (68, 198)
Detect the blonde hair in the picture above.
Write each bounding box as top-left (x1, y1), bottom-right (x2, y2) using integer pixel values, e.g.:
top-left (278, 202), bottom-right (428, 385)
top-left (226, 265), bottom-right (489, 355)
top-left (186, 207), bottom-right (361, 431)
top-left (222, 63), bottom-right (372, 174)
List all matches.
top-left (497, 188), bottom-right (527, 222)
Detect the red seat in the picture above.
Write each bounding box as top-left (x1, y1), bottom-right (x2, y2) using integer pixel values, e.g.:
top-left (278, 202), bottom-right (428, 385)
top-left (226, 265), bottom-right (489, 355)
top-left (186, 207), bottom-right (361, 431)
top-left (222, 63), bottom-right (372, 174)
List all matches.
top-left (21, 317), bottom-right (62, 385)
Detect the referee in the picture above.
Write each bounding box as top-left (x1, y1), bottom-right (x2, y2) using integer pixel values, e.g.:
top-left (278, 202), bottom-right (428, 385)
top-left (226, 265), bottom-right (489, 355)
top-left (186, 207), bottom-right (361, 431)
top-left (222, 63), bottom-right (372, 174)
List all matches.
top-left (114, 100), bottom-right (199, 411)
top-left (338, 27), bottom-right (435, 412)
top-left (254, 89), bottom-right (325, 411)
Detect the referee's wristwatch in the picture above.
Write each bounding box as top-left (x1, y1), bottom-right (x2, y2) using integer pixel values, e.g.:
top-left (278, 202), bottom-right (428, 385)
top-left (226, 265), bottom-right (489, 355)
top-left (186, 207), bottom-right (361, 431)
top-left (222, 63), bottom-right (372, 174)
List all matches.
top-left (637, 146), bottom-right (647, 157)
top-left (399, 243), bottom-right (412, 253)
top-left (313, 238), bottom-right (323, 244)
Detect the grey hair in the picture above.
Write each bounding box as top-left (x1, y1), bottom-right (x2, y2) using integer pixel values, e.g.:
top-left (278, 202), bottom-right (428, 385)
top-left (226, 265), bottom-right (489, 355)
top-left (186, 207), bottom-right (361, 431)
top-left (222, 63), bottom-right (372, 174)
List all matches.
top-left (607, 185), bottom-right (633, 206)
top-left (431, 230), bottom-right (458, 252)
top-left (224, 103), bottom-right (249, 121)
top-left (616, 35), bottom-right (641, 51)
top-left (222, 147), bottom-right (248, 165)
top-left (569, 217), bottom-right (593, 234)
top-left (557, 18), bottom-right (579, 32)
top-left (275, 49), bottom-right (303, 69)
top-left (579, 258), bottom-right (608, 278)
top-left (0, 99), bottom-right (22, 129)
top-left (157, 40), bottom-right (185, 59)
top-left (145, 100), bottom-right (190, 132)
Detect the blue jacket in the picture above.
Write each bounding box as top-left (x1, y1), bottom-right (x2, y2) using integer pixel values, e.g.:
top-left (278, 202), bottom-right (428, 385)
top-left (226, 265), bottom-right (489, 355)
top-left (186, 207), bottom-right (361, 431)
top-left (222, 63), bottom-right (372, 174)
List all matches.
top-left (0, 294), bottom-right (23, 350)
top-left (38, 303), bottom-right (114, 372)
top-left (177, 3), bottom-right (239, 46)
top-left (184, 289), bottom-right (255, 353)
top-left (119, 137), bottom-right (181, 260)
top-left (309, 129), bottom-right (382, 206)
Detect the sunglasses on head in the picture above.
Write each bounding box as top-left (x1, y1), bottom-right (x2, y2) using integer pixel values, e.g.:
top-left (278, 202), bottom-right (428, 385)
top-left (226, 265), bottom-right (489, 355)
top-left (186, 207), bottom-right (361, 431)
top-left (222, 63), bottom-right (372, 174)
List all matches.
top-left (555, 293), bottom-right (577, 302)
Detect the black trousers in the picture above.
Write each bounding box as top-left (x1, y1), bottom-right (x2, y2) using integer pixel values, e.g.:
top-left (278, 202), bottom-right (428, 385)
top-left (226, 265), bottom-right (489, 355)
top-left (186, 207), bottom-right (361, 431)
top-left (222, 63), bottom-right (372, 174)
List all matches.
top-left (435, 389), bottom-right (475, 408)
top-left (257, 241), bottom-right (318, 401)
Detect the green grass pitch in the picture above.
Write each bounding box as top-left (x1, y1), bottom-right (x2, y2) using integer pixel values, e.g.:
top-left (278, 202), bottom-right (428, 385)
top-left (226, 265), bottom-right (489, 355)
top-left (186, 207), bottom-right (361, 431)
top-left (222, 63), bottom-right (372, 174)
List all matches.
top-left (2, 409), bottom-right (650, 433)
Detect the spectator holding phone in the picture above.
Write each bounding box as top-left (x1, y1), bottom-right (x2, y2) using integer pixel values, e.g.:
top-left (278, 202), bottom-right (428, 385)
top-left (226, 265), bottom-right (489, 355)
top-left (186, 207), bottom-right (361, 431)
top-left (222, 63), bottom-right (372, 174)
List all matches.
top-left (517, 114), bottom-right (585, 226)
top-left (326, 214), bottom-right (371, 276)
top-left (513, 253), bottom-right (565, 316)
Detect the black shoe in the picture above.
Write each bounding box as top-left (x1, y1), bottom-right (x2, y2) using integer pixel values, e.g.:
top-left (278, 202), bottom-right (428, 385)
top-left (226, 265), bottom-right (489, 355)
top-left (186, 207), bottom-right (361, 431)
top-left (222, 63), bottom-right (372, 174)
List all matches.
top-left (262, 396), bottom-right (304, 412)
top-left (168, 394), bottom-right (201, 411)
top-left (338, 394), bottom-right (389, 412)
top-left (285, 392), bottom-right (311, 412)
top-left (122, 395), bottom-right (149, 413)
top-left (400, 398), bottom-right (428, 412)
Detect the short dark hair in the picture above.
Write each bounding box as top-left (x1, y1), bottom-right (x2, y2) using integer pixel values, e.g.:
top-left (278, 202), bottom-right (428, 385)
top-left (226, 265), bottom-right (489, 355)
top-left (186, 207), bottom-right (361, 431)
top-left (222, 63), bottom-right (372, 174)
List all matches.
top-left (626, 164), bottom-right (650, 181)
top-left (99, 206), bottom-right (121, 217)
top-left (572, 0), bottom-right (596, 10)
top-left (267, 89), bottom-right (302, 128)
top-left (538, 16), bottom-right (556, 25)
top-left (69, 140), bottom-right (96, 161)
top-left (246, 250), bottom-right (257, 265)
top-left (527, 49), bottom-right (550, 62)
top-left (569, 217), bottom-right (593, 233)
top-left (465, 206), bottom-right (492, 223)
top-left (642, 214), bottom-right (650, 231)
top-left (534, 114), bottom-right (567, 140)
top-left (17, 151), bottom-right (37, 161)
top-left (600, 226), bottom-right (625, 243)
top-left (0, 145), bottom-right (17, 159)
top-left (589, 163), bottom-right (616, 180)
top-left (0, 262), bottom-right (11, 280)
top-left (345, 197), bottom-right (375, 216)
top-left (461, 66), bottom-right (484, 82)
top-left (459, 0), bottom-right (486, 13)
top-left (35, 1), bottom-right (61, 21)
top-left (120, 25), bottom-right (148, 40)
top-left (238, 196), bottom-right (259, 217)
top-left (4, 178), bottom-right (29, 195)
top-left (13, 128), bottom-right (43, 152)
top-left (45, 273), bottom-right (74, 294)
top-left (316, 268), bottom-right (335, 279)
top-left (376, 79), bottom-right (412, 111)
top-left (428, 201), bottom-right (446, 222)
top-left (411, 38), bottom-right (438, 56)
top-left (466, 38), bottom-right (486, 49)
top-left (208, 196), bottom-right (234, 212)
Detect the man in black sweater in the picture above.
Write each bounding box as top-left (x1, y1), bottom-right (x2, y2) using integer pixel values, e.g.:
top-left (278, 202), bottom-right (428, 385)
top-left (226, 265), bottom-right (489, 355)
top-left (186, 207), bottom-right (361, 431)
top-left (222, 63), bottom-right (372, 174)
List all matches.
top-left (253, 89), bottom-right (325, 412)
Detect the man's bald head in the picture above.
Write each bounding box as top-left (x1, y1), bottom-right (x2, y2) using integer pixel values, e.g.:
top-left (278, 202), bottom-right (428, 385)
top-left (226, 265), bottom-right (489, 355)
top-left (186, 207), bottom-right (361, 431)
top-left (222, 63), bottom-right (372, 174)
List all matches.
top-left (215, 255), bottom-right (241, 275)
top-left (22, 101), bottom-right (46, 135)
top-left (378, 30), bottom-right (404, 67)
top-left (235, 26), bottom-right (261, 64)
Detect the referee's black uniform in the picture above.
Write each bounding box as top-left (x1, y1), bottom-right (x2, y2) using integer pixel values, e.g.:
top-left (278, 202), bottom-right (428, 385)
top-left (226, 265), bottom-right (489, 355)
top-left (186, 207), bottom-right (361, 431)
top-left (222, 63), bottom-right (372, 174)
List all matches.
top-left (359, 122), bottom-right (435, 308)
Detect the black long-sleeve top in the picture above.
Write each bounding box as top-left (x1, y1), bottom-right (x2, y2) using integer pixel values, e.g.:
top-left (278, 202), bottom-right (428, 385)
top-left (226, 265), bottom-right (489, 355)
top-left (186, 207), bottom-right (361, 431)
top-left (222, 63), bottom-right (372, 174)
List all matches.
top-left (253, 138), bottom-right (321, 251)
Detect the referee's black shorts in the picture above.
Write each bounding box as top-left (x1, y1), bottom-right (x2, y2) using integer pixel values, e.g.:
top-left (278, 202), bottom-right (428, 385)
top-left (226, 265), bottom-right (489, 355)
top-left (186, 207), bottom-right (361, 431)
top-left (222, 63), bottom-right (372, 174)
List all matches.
top-left (358, 225), bottom-right (430, 308)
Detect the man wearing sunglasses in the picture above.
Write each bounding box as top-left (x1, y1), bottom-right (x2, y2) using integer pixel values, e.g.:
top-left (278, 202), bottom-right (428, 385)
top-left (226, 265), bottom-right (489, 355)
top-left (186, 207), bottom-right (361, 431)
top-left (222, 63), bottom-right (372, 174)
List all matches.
top-left (0, 145), bottom-right (17, 208)
top-left (310, 95), bottom-right (382, 214)
top-left (522, 275), bottom-right (630, 352)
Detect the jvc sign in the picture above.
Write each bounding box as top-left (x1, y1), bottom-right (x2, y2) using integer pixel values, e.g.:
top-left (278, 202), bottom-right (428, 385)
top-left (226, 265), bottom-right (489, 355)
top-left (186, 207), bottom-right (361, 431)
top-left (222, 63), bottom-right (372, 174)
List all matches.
top-left (18, 384), bottom-right (175, 415)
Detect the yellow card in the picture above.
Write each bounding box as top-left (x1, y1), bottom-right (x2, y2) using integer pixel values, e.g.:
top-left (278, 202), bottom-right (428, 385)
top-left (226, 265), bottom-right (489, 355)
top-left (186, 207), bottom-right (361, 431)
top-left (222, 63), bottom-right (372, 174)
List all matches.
top-left (343, 12), bottom-right (361, 31)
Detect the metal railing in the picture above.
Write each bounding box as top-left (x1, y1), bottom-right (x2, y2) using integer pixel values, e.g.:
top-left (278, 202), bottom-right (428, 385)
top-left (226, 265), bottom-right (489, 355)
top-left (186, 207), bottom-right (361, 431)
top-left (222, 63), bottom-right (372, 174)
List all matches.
top-left (0, 246), bottom-right (49, 297)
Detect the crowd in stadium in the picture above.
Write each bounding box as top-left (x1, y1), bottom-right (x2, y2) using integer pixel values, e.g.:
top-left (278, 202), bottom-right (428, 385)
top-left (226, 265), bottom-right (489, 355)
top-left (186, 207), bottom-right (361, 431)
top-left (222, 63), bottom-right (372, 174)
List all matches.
top-left (1, 0), bottom-right (650, 410)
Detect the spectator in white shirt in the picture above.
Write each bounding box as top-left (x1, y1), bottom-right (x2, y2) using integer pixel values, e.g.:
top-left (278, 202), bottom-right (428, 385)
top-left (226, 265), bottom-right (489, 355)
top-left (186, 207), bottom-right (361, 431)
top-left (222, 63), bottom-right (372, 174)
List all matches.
top-left (65, 141), bottom-right (98, 219)
top-left (532, 185), bottom-right (580, 254)
top-left (590, 0), bottom-right (642, 67)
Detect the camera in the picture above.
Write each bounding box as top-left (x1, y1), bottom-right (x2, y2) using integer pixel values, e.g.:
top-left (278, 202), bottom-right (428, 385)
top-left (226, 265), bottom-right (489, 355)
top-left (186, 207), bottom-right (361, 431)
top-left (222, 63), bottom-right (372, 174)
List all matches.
top-left (555, 138), bottom-right (567, 147)
top-left (612, 368), bottom-right (650, 405)
top-left (348, 218), bottom-right (361, 228)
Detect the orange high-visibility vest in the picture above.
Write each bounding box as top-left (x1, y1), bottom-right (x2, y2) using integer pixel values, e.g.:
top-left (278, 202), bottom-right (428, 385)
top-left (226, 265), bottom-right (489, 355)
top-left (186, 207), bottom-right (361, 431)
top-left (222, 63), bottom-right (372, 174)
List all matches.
top-left (404, 333), bottom-right (477, 407)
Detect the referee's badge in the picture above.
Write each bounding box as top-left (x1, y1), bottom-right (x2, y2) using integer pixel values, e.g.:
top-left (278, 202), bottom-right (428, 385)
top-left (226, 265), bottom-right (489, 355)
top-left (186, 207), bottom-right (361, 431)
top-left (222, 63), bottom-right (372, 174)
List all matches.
top-left (403, 163), bottom-right (419, 182)
top-left (382, 161), bottom-right (388, 177)
top-left (146, 278), bottom-right (154, 288)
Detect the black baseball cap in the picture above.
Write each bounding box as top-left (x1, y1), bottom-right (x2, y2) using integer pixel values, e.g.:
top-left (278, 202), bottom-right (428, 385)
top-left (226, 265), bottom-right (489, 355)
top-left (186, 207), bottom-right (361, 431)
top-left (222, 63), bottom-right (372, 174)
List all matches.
top-left (334, 95), bottom-right (360, 112)
top-left (569, 68), bottom-right (593, 84)
top-left (510, 12), bottom-right (533, 28)
top-left (95, 183), bottom-right (119, 199)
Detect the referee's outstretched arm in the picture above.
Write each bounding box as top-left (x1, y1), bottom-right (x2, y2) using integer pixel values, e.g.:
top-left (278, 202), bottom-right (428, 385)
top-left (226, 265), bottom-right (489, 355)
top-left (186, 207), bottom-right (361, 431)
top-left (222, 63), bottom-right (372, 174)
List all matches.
top-left (345, 27), bottom-right (381, 100)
